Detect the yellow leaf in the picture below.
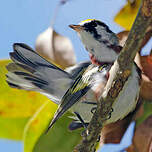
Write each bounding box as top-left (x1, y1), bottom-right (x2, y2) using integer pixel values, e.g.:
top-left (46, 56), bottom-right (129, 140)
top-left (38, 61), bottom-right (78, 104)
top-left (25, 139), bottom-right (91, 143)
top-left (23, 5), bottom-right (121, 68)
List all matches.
top-left (0, 59), bottom-right (55, 140)
top-left (23, 101), bottom-right (57, 152)
top-left (114, 0), bottom-right (141, 30)
top-left (0, 117), bottom-right (29, 140)
top-left (23, 101), bottom-right (81, 152)
top-left (0, 60), bottom-right (48, 118)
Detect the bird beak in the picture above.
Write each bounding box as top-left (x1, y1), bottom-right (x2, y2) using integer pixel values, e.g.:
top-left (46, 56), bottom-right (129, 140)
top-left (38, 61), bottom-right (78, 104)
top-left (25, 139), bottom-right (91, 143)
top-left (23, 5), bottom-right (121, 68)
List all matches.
top-left (69, 24), bottom-right (84, 32)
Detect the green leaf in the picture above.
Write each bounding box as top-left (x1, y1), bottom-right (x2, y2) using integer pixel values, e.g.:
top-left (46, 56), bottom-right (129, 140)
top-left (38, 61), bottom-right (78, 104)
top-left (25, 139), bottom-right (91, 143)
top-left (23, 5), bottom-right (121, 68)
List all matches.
top-left (33, 118), bottom-right (81, 152)
top-left (24, 101), bottom-right (81, 152)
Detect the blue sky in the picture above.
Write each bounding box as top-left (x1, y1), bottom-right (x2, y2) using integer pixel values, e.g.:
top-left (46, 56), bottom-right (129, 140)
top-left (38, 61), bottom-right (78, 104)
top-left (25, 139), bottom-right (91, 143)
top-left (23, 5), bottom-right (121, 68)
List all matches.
top-left (0, 0), bottom-right (125, 60)
top-left (0, 0), bottom-right (137, 151)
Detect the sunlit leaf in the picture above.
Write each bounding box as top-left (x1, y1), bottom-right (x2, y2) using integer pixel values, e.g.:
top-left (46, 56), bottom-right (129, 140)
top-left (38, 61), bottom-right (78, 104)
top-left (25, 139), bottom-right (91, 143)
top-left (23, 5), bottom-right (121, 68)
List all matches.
top-left (0, 60), bottom-right (49, 118)
top-left (114, 0), bottom-right (141, 30)
top-left (23, 101), bottom-right (81, 152)
top-left (0, 117), bottom-right (29, 140)
top-left (0, 60), bottom-right (50, 140)
top-left (35, 27), bottom-right (76, 69)
top-left (23, 101), bottom-right (57, 152)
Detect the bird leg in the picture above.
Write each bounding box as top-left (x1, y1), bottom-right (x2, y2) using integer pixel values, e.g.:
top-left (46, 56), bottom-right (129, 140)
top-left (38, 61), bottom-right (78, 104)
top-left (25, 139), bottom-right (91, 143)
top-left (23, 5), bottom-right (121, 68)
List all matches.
top-left (74, 112), bottom-right (88, 129)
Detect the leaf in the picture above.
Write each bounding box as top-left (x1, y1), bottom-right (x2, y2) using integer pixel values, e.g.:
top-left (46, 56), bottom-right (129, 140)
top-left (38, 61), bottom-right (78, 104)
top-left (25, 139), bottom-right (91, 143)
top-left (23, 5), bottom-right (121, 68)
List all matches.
top-left (0, 60), bottom-right (50, 140)
top-left (0, 117), bottom-right (29, 140)
top-left (114, 0), bottom-right (141, 30)
top-left (33, 116), bottom-right (81, 152)
top-left (117, 28), bottom-right (152, 49)
top-left (35, 27), bottom-right (76, 69)
top-left (143, 55), bottom-right (152, 80)
top-left (100, 122), bottom-right (135, 152)
top-left (23, 101), bottom-right (57, 152)
top-left (127, 115), bottom-right (152, 152)
top-left (136, 102), bottom-right (152, 126)
top-left (117, 31), bottom-right (129, 46)
top-left (23, 101), bottom-right (81, 152)
top-left (100, 110), bottom-right (134, 147)
top-left (135, 54), bottom-right (152, 100)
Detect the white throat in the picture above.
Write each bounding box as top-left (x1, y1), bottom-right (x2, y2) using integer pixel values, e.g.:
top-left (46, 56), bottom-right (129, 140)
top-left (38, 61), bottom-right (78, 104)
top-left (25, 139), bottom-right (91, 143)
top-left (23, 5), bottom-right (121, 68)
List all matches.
top-left (78, 31), bottom-right (119, 63)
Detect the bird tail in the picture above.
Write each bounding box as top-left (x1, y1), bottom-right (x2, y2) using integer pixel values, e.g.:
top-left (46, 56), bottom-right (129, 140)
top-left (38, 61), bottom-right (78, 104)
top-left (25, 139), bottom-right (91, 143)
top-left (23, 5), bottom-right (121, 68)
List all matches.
top-left (6, 43), bottom-right (73, 104)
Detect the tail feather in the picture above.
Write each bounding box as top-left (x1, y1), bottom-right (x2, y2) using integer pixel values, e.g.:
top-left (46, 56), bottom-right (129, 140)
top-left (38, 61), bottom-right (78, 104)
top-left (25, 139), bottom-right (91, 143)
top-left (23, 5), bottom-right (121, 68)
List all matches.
top-left (6, 43), bottom-right (74, 104)
top-left (13, 71), bottom-right (48, 85)
top-left (6, 71), bottom-right (37, 89)
top-left (6, 81), bottom-right (22, 89)
top-left (6, 62), bottom-right (35, 74)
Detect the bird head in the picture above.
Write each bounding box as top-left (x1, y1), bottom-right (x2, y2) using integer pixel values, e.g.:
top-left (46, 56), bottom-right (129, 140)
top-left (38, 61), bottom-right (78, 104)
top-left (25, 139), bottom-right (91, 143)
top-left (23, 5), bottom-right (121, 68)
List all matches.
top-left (69, 19), bottom-right (122, 65)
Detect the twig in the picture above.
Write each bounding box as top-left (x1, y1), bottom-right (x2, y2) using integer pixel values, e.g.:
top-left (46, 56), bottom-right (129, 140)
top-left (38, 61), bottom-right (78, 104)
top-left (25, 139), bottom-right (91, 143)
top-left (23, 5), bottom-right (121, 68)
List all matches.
top-left (74, 0), bottom-right (152, 151)
top-left (50, 0), bottom-right (69, 27)
top-left (51, 0), bottom-right (70, 66)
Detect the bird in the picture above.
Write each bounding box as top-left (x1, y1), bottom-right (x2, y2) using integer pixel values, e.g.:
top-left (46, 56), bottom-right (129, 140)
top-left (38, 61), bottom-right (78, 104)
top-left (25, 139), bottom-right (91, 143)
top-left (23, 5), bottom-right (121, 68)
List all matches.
top-left (6, 43), bottom-right (110, 131)
top-left (6, 19), bottom-right (141, 132)
top-left (68, 19), bottom-right (141, 125)
top-left (47, 19), bottom-right (141, 131)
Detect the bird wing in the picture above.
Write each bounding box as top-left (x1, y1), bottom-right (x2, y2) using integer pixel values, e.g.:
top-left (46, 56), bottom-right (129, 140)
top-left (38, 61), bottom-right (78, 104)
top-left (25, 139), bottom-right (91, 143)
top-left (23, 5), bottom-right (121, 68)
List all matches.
top-left (6, 43), bottom-right (73, 104)
top-left (65, 61), bottom-right (91, 79)
top-left (46, 66), bottom-right (92, 131)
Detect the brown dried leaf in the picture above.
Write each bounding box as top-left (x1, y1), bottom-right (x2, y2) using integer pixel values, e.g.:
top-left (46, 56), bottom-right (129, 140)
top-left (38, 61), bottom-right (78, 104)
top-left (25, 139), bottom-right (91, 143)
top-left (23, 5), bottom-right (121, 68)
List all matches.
top-left (135, 53), bottom-right (152, 100)
top-left (100, 110), bottom-right (136, 146)
top-left (117, 28), bottom-right (152, 49)
top-left (100, 120), bottom-right (129, 145)
top-left (126, 115), bottom-right (152, 152)
top-left (117, 31), bottom-right (129, 46)
top-left (35, 27), bottom-right (76, 69)
top-left (140, 74), bottom-right (152, 100)
top-left (140, 55), bottom-right (152, 80)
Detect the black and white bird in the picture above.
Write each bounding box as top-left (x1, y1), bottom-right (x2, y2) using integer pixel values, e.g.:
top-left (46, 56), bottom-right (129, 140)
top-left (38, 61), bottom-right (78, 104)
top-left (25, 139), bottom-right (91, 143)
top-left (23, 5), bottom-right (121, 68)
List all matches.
top-left (6, 43), bottom-right (110, 131)
top-left (69, 19), bottom-right (141, 125)
top-left (6, 19), bottom-right (141, 132)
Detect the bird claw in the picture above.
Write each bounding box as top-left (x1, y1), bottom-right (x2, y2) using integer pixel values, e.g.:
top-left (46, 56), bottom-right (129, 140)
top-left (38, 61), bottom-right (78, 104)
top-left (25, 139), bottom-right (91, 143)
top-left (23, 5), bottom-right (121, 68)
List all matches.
top-left (104, 108), bottom-right (113, 120)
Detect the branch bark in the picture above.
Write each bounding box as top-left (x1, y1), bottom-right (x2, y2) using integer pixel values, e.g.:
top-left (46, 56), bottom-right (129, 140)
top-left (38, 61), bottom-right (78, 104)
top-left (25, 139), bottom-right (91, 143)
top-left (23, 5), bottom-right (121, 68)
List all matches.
top-left (74, 0), bottom-right (152, 151)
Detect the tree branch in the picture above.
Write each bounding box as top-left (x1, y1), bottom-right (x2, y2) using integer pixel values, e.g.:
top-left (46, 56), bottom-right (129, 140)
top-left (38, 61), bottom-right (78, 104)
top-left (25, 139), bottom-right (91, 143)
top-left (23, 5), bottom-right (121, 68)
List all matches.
top-left (74, 0), bottom-right (152, 151)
